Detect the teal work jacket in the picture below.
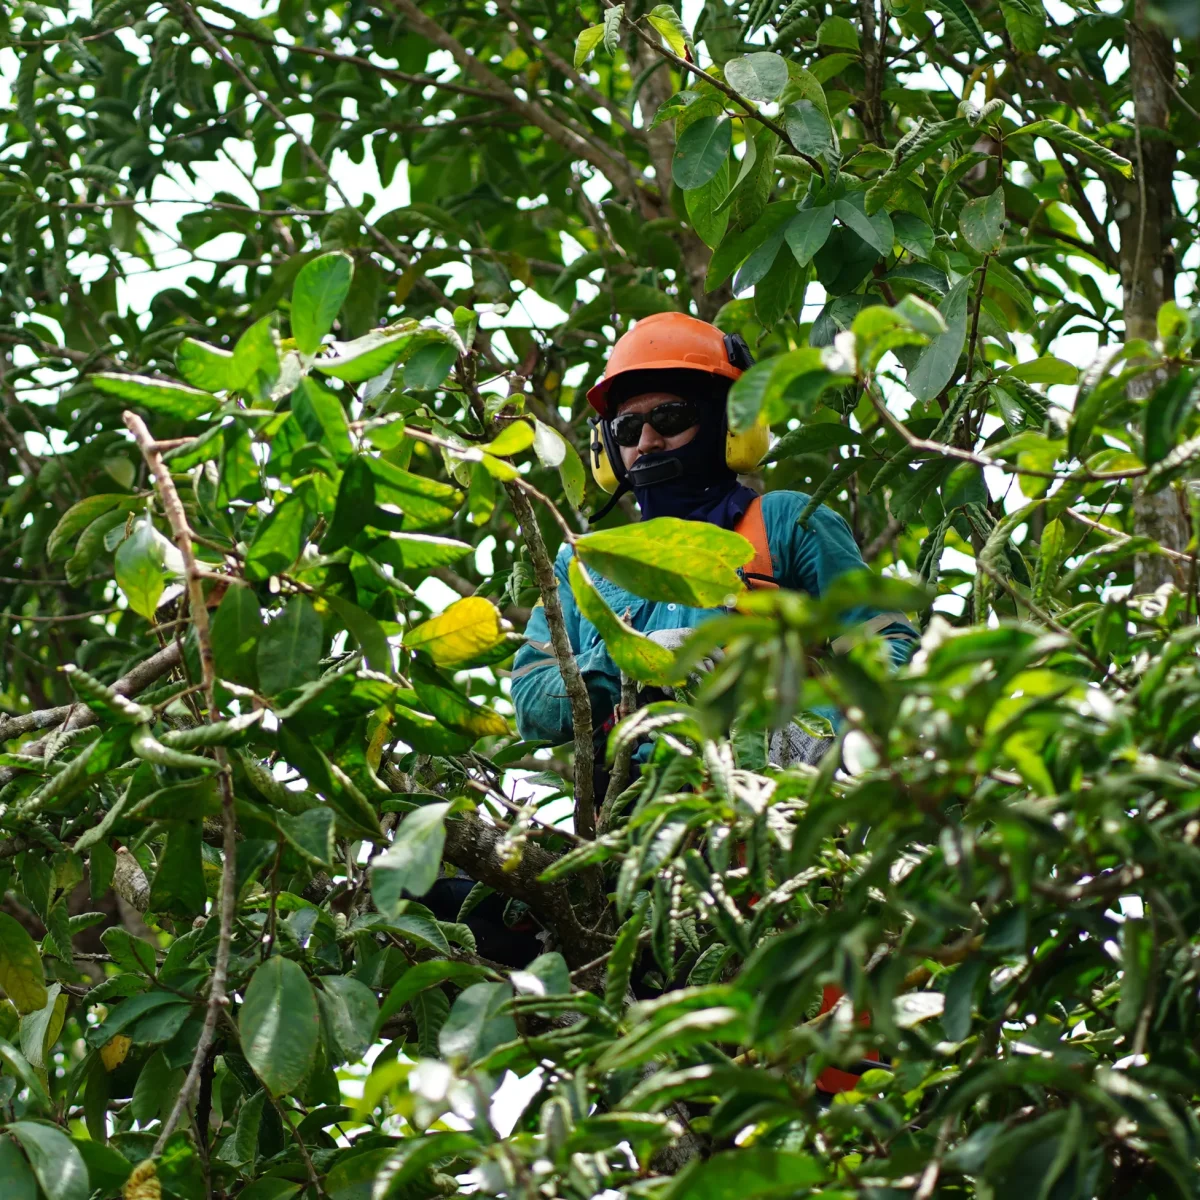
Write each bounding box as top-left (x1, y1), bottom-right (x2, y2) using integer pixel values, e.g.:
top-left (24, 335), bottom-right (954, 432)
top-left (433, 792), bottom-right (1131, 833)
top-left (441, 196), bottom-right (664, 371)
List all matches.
top-left (510, 491), bottom-right (919, 748)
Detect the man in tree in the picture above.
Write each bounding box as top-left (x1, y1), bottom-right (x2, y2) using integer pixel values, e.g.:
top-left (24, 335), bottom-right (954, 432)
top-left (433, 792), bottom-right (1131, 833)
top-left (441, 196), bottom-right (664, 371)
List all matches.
top-left (511, 313), bottom-right (920, 768)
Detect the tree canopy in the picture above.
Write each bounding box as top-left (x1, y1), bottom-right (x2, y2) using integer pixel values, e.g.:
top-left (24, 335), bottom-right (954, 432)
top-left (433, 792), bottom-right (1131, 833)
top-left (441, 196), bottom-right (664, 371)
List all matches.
top-left (1, 0), bottom-right (1200, 1197)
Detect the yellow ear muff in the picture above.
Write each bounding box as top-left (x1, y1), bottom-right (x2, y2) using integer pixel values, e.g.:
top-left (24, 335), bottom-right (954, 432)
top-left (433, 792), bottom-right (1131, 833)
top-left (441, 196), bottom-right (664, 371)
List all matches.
top-left (590, 428), bottom-right (620, 494)
top-left (726, 420), bottom-right (770, 474)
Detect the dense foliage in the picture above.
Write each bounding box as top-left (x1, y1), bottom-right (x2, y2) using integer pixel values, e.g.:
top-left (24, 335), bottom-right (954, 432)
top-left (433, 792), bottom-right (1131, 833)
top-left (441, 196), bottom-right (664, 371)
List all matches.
top-left (1, 0), bottom-right (1200, 1197)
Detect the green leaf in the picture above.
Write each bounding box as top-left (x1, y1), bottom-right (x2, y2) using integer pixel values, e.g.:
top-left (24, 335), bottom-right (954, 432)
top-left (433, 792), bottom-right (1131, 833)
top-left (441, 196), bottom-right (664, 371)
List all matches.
top-left (907, 276), bottom-right (972, 403)
top-left (0, 915), bottom-right (46, 1016)
top-left (575, 519), bottom-right (752, 607)
top-left (1008, 356), bottom-right (1078, 385)
top-left (176, 338), bottom-right (235, 392)
top-left (480, 420), bottom-right (534, 456)
top-left (673, 116), bottom-right (732, 191)
top-left (239, 956), bottom-right (320, 1095)
top-left (314, 326), bottom-right (419, 382)
top-left (374, 1132), bottom-right (480, 1200)
top-left (726, 346), bottom-right (847, 431)
top-left (606, 894), bottom-right (649, 1011)
top-left (1000, 0), bottom-right (1045, 50)
top-left (1015, 118), bottom-right (1134, 178)
top-left (6, 1123), bottom-right (89, 1200)
top-left (231, 315), bottom-right (281, 401)
top-left (725, 53), bottom-right (788, 101)
top-left (323, 456), bottom-right (375, 552)
top-left (834, 196), bottom-right (893, 256)
top-left (784, 205), bottom-right (835, 267)
top-left (318, 975), bottom-right (377, 1064)
top-left (403, 340), bottom-right (457, 390)
top-left (292, 251), bottom-right (354, 355)
top-left (409, 659), bottom-right (507, 737)
top-left (47, 495), bottom-right (128, 562)
top-left (114, 519), bottom-right (169, 621)
top-left (569, 559), bottom-right (675, 684)
top-left (1116, 918), bottom-right (1153, 1033)
top-left (816, 15), bottom-right (859, 49)
top-left (927, 0), bottom-right (988, 47)
top-left (893, 212), bottom-right (935, 258)
top-left (210, 584), bottom-right (263, 687)
top-left (293, 377), bottom-right (353, 462)
top-left (405, 596), bottom-right (504, 667)
top-left (439, 981), bottom-right (516, 1063)
top-left (602, 4), bottom-right (624, 54)
top-left (0, 1136), bottom-right (38, 1200)
top-left (257, 595), bottom-right (323, 695)
top-left (706, 203), bottom-right (795, 292)
top-left (574, 24), bottom-right (604, 68)
top-left (371, 803), bottom-right (450, 915)
top-left (959, 187), bottom-right (1006, 253)
top-left (366, 457), bottom-right (463, 528)
top-left (147, 822), bottom-right (206, 918)
top-left (276, 807), bottom-right (335, 867)
top-left (685, 157), bottom-right (730, 249)
top-left (664, 1148), bottom-right (826, 1199)
top-left (376, 962), bottom-right (490, 1036)
top-left (244, 491), bottom-right (308, 582)
top-left (647, 4), bottom-right (692, 57)
top-left (324, 595), bottom-right (392, 674)
top-left (864, 118), bottom-right (971, 214)
top-left (1142, 369), bottom-right (1198, 466)
top-left (369, 531), bottom-right (473, 569)
top-left (92, 374), bottom-right (216, 420)
top-left (783, 100), bottom-right (833, 159)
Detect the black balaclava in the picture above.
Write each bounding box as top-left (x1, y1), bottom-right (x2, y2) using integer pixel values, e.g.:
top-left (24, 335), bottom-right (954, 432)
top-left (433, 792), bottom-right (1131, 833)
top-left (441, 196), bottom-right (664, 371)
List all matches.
top-left (600, 369), bottom-right (758, 531)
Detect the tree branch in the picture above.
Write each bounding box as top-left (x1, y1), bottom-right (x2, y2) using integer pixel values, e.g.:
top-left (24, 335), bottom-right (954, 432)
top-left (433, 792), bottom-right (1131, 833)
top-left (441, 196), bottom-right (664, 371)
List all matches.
top-left (124, 411), bottom-right (238, 1157)
top-left (503, 482), bottom-right (597, 841)
top-left (497, 0), bottom-right (642, 141)
top-left (385, 0), bottom-right (642, 202)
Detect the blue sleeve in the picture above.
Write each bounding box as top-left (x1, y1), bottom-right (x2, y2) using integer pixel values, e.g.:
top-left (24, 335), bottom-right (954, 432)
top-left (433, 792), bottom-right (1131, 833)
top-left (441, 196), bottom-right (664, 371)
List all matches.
top-left (510, 546), bottom-right (622, 745)
top-left (764, 492), bottom-right (919, 667)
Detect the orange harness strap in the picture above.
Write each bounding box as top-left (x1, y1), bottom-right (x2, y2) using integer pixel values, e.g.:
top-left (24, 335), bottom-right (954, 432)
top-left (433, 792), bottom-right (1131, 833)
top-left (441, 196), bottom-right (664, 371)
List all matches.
top-left (815, 985), bottom-right (880, 1094)
top-left (734, 496), bottom-right (778, 591)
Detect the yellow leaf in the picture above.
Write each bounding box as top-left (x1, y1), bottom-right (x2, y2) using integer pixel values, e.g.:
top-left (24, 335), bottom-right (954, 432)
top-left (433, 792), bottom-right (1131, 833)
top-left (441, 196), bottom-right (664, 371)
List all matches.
top-left (0, 912), bottom-right (47, 1015)
top-left (405, 596), bottom-right (504, 667)
top-left (124, 1160), bottom-right (161, 1200)
top-left (101, 1033), bottom-right (132, 1071)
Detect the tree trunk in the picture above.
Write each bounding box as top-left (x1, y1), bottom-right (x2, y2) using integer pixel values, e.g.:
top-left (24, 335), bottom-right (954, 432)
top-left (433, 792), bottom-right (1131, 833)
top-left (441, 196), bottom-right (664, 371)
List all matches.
top-left (1119, 2), bottom-right (1187, 592)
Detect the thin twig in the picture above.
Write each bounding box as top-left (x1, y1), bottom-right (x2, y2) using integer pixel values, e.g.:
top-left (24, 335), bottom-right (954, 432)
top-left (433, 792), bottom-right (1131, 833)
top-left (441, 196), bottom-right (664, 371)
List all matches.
top-left (125, 411), bottom-right (239, 1158)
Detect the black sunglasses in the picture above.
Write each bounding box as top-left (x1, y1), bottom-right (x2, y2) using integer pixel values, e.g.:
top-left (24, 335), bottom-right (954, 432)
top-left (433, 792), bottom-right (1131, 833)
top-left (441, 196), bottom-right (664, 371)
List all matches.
top-left (608, 399), bottom-right (700, 448)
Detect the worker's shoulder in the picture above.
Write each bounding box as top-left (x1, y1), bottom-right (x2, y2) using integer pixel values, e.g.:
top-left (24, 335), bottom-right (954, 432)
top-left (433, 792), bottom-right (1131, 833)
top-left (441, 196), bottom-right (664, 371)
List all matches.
top-left (552, 541), bottom-right (577, 572)
top-left (759, 490), bottom-right (853, 542)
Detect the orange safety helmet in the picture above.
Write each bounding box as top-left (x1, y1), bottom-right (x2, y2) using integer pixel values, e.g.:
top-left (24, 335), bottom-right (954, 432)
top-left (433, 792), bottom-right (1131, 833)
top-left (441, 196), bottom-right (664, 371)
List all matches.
top-left (587, 311), bottom-right (749, 418)
top-left (586, 312), bottom-right (768, 496)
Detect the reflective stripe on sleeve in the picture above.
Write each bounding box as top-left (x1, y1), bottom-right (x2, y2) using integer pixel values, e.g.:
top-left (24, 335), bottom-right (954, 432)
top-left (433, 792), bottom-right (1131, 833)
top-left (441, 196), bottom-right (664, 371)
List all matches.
top-left (830, 612), bottom-right (919, 655)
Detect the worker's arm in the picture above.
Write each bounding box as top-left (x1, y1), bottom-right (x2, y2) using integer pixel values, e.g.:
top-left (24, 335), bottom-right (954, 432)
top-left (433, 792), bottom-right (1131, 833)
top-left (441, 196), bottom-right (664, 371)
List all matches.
top-left (510, 546), bottom-right (622, 744)
top-left (765, 492), bottom-right (919, 666)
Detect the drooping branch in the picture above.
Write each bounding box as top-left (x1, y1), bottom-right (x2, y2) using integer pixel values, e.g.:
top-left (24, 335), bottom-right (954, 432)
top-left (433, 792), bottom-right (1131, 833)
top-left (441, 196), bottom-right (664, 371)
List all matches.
top-left (123, 411), bottom-right (239, 1157)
